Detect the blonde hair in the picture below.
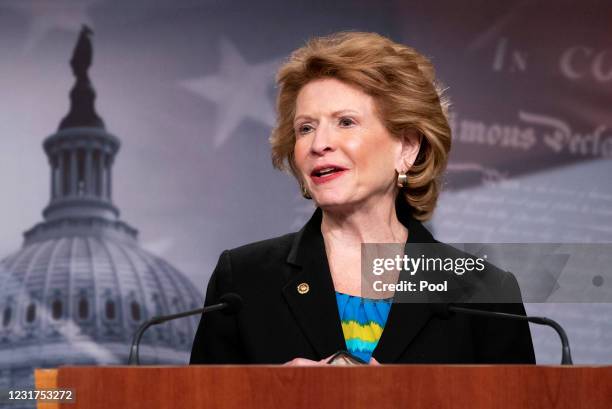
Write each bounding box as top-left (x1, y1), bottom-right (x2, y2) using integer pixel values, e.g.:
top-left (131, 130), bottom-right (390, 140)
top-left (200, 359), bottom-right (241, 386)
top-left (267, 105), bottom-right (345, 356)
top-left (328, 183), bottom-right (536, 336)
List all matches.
top-left (270, 31), bottom-right (451, 220)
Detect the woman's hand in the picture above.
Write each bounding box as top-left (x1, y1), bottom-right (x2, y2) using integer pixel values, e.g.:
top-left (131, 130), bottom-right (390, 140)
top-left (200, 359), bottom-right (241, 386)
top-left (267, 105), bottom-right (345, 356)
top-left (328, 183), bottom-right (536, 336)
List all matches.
top-left (283, 355), bottom-right (382, 365)
top-left (282, 354), bottom-right (335, 366)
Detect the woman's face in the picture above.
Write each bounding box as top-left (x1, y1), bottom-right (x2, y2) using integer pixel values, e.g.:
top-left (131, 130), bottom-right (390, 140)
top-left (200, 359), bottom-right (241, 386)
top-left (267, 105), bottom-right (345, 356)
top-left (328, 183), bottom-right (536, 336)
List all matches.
top-left (293, 77), bottom-right (418, 211)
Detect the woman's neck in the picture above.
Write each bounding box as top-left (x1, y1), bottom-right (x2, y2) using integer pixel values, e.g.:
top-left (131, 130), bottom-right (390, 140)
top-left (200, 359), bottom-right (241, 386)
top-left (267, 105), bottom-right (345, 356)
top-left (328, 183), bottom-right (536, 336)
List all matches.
top-left (320, 194), bottom-right (408, 246)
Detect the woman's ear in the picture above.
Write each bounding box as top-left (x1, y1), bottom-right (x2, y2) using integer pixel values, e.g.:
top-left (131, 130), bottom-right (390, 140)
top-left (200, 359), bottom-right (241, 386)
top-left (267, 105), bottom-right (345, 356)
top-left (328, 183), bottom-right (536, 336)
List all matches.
top-left (395, 129), bottom-right (422, 172)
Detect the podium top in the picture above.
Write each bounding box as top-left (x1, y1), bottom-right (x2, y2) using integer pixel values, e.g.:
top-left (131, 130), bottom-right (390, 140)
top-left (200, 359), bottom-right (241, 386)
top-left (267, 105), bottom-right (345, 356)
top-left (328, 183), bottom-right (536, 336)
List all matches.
top-left (34, 365), bottom-right (612, 409)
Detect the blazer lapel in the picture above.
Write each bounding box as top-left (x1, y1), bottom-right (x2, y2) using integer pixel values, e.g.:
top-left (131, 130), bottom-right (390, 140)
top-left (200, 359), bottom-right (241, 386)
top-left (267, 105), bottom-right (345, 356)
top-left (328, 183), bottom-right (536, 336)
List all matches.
top-left (282, 208), bottom-right (346, 360)
top-left (372, 197), bottom-right (437, 363)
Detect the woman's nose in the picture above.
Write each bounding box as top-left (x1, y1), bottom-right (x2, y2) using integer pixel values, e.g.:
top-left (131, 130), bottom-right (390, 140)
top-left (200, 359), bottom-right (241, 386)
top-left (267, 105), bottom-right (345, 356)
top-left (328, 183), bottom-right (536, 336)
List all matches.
top-left (310, 124), bottom-right (335, 155)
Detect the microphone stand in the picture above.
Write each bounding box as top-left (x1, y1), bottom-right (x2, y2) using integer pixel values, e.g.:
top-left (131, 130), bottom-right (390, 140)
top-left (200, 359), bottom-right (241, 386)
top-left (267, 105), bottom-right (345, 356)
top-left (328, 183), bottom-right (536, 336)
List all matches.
top-left (128, 303), bottom-right (229, 365)
top-left (449, 305), bottom-right (573, 365)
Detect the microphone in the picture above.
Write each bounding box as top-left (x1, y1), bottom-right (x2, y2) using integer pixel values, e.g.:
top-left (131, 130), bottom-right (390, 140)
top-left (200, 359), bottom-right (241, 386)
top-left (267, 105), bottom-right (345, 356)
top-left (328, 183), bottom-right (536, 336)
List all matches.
top-left (128, 292), bottom-right (243, 365)
top-left (431, 303), bottom-right (573, 365)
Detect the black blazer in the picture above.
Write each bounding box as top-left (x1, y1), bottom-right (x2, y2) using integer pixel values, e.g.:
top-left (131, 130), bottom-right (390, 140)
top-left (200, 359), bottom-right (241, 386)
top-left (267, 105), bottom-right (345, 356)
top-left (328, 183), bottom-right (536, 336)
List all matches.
top-left (190, 198), bottom-right (535, 364)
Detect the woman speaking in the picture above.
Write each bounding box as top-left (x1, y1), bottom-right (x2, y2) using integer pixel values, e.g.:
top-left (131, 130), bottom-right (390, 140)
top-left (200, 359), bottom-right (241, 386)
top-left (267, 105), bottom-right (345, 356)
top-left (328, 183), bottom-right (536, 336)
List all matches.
top-left (190, 32), bottom-right (535, 365)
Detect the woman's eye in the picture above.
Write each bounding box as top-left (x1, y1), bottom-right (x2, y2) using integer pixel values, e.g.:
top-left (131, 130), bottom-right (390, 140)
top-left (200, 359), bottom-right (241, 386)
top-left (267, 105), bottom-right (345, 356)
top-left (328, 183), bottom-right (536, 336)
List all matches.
top-left (298, 124), bottom-right (314, 134)
top-left (339, 117), bottom-right (355, 127)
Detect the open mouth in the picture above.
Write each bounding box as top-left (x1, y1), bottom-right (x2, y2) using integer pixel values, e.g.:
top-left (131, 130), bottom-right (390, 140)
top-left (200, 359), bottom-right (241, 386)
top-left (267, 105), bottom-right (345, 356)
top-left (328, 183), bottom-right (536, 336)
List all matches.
top-left (311, 167), bottom-right (344, 177)
top-left (310, 166), bottom-right (347, 184)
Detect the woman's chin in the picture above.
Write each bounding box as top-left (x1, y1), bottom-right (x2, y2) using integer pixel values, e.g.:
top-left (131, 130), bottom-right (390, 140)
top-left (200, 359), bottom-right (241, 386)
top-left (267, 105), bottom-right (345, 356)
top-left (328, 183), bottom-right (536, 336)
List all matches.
top-left (314, 190), bottom-right (393, 213)
top-left (314, 197), bottom-right (347, 209)
top-left (314, 194), bottom-right (360, 212)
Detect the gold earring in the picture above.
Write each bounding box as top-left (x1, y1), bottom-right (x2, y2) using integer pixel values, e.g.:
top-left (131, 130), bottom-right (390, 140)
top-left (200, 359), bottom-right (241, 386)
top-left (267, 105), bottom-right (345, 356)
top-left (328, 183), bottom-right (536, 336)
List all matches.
top-left (397, 171), bottom-right (408, 188)
top-left (301, 184), bottom-right (312, 200)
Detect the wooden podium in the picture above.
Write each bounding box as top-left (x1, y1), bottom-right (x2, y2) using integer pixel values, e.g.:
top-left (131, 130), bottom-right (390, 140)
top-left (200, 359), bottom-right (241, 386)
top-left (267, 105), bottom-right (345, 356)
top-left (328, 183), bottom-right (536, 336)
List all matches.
top-left (35, 365), bottom-right (612, 408)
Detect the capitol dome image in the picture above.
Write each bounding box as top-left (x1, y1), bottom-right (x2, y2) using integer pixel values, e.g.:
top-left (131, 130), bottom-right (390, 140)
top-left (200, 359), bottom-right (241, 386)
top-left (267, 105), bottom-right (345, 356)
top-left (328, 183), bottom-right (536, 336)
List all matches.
top-left (0, 26), bottom-right (202, 392)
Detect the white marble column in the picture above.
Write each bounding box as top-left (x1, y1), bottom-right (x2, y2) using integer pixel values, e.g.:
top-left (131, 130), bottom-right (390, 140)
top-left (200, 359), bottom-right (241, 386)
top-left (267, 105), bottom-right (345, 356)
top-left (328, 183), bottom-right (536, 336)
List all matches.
top-left (70, 148), bottom-right (78, 196)
top-left (85, 148), bottom-right (93, 196)
top-left (99, 152), bottom-right (107, 199)
top-left (58, 152), bottom-right (65, 197)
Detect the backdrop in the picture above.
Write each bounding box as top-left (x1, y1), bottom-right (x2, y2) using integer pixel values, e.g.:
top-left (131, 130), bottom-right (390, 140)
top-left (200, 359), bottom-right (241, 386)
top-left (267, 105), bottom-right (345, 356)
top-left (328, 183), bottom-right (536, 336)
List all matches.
top-left (0, 0), bottom-right (610, 388)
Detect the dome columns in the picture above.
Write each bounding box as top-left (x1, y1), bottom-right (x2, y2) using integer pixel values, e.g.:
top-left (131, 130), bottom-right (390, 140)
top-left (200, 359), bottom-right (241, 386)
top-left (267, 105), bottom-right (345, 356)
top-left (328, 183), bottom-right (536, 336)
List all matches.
top-left (48, 142), bottom-right (114, 201)
top-left (42, 128), bottom-right (120, 222)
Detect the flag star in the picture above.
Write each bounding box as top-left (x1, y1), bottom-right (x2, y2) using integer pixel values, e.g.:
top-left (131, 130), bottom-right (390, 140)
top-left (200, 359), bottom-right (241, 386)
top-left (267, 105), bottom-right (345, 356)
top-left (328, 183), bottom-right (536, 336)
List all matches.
top-left (5, 0), bottom-right (100, 53)
top-left (180, 38), bottom-right (282, 148)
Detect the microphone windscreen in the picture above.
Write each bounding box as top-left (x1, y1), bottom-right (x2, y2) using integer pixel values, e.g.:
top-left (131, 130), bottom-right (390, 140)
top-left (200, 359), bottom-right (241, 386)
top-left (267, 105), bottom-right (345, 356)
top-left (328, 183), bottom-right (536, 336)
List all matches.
top-left (219, 292), bottom-right (243, 315)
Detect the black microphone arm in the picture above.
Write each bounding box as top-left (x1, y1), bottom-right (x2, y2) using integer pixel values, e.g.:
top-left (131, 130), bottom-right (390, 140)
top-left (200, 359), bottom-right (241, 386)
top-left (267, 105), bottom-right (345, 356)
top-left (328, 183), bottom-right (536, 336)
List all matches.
top-left (438, 304), bottom-right (573, 365)
top-left (128, 292), bottom-right (243, 365)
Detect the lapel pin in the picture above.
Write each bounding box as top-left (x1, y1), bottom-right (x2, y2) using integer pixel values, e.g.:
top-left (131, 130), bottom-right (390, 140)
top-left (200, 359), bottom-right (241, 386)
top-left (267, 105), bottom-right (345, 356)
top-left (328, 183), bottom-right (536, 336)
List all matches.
top-left (297, 282), bottom-right (310, 295)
